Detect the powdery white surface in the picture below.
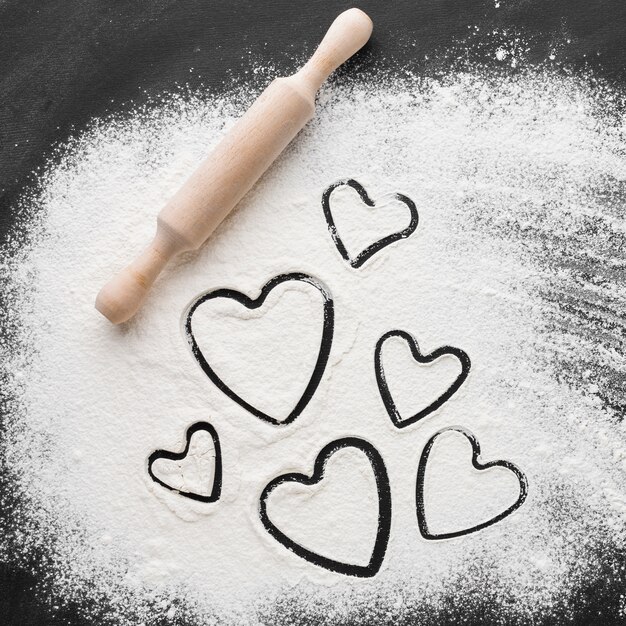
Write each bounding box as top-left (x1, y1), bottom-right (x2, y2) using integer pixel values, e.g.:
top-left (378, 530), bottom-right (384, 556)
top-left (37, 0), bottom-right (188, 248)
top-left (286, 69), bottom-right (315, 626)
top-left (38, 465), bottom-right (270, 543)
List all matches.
top-left (1, 66), bottom-right (626, 624)
top-left (151, 429), bottom-right (218, 500)
top-left (380, 337), bottom-right (464, 420)
top-left (422, 429), bottom-right (522, 536)
top-left (326, 183), bottom-right (415, 260)
top-left (191, 282), bottom-right (325, 421)
top-left (266, 447), bottom-right (379, 567)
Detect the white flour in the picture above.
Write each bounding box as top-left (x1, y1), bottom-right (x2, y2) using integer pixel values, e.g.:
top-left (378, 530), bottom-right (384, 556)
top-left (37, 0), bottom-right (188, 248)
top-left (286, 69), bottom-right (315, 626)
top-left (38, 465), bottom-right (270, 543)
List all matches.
top-left (1, 62), bottom-right (626, 625)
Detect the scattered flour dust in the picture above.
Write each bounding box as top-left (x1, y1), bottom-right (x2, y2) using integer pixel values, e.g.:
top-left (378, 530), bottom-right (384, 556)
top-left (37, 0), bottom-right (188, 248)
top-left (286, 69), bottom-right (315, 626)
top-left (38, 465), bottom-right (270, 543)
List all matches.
top-left (1, 62), bottom-right (626, 625)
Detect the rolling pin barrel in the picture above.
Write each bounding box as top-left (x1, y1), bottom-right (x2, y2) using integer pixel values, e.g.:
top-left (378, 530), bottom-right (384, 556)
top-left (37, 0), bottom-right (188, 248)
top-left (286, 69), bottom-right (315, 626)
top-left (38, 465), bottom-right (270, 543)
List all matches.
top-left (159, 76), bottom-right (316, 252)
top-left (95, 8), bottom-right (373, 324)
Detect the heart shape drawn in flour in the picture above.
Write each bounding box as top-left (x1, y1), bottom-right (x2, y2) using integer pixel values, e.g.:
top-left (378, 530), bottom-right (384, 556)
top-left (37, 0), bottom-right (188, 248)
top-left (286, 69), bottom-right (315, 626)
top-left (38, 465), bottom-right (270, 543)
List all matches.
top-left (259, 438), bottom-right (392, 577)
top-left (416, 427), bottom-right (528, 540)
top-left (375, 330), bottom-right (471, 429)
top-left (148, 422), bottom-right (222, 503)
top-left (184, 273), bottom-right (334, 426)
top-left (322, 179), bottom-right (419, 268)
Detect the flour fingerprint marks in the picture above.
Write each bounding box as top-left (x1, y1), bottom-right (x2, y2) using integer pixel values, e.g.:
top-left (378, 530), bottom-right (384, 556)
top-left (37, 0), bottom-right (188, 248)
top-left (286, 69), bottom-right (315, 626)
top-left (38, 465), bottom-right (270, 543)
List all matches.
top-left (416, 426), bottom-right (528, 540)
top-left (375, 329), bottom-right (471, 429)
top-left (148, 422), bottom-right (222, 503)
top-left (184, 273), bottom-right (334, 426)
top-left (259, 437), bottom-right (392, 578)
top-left (322, 179), bottom-right (419, 268)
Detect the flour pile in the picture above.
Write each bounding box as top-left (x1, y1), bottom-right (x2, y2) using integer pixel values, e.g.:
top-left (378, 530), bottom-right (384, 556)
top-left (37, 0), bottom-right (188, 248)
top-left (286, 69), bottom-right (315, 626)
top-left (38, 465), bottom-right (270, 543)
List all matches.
top-left (1, 62), bottom-right (626, 625)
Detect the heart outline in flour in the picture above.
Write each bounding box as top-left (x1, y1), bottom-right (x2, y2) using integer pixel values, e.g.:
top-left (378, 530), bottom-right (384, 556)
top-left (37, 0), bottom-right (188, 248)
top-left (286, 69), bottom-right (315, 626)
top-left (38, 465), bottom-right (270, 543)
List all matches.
top-left (184, 273), bottom-right (334, 427)
top-left (416, 426), bottom-right (528, 540)
top-left (147, 421), bottom-right (222, 503)
top-left (322, 178), bottom-right (419, 269)
top-left (375, 329), bottom-right (471, 429)
top-left (259, 437), bottom-right (392, 578)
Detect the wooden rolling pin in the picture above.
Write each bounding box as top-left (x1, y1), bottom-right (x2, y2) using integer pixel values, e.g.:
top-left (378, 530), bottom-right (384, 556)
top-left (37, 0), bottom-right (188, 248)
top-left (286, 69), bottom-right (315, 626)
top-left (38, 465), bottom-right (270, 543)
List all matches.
top-left (95, 8), bottom-right (373, 323)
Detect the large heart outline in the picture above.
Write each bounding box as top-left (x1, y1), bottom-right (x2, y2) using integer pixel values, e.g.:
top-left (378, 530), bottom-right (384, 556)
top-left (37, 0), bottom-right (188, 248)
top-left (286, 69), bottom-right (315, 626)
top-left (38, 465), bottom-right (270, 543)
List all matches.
top-left (184, 273), bottom-right (334, 427)
top-left (375, 329), bottom-right (471, 429)
top-left (259, 437), bottom-right (392, 578)
top-left (322, 178), bottom-right (419, 269)
top-left (416, 426), bottom-right (528, 540)
top-left (147, 421), bottom-right (222, 503)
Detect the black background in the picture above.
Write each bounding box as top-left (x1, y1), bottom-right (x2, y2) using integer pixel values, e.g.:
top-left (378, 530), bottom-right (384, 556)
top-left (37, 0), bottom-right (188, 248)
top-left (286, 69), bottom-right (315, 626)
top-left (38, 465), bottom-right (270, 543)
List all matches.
top-left (1, 1), bottom-right (626, 624)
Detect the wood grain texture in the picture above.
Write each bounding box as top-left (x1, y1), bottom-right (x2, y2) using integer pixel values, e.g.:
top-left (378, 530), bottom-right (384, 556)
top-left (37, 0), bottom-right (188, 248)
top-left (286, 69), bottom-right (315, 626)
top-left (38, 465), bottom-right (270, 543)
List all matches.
top-left (95, 8), bottom-right (372, 323)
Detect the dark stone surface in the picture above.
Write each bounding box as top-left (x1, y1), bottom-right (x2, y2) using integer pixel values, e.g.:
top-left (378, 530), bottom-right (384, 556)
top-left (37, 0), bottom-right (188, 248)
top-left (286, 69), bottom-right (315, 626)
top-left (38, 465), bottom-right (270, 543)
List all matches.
top-left (2, 0), bottom-right (626, 244)
top-left (1, 1), bottom-right (625, 624)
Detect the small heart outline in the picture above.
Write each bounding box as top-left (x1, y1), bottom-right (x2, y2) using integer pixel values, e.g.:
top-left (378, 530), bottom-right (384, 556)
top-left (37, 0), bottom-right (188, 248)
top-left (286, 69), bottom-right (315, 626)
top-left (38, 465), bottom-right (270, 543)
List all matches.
top-left (322, 179), bottom-right (419, 269)
top-left (416, 426), bottom-right (528, 540)
top-left (375, 330), bottom-right (471, 429)
top-left (259, 437), bottom-right (392, 578)
top-left (147, 421), bottom-right (222, 503)
top-left (184, 273), bottom-right (334, 427)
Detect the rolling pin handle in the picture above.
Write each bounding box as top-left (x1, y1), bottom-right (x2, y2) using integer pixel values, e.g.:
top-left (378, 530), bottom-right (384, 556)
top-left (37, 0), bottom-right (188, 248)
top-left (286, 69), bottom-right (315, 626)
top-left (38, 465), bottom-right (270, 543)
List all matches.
top-left (298, 8), bottom-right (373, 91)
top-left (95, 225), bottom-right (184, 324)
